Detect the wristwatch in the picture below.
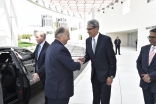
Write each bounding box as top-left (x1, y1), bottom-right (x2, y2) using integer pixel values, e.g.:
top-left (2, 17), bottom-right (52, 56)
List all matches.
top-left (110, 76), bottom-right (114, 79)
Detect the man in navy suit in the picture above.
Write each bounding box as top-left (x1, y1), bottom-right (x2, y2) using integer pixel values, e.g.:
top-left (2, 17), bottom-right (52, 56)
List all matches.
top-left (16, 31), bottom-right (49, 104)
top-left (137, 28), bottom-right (156, 104)
top-left (79, 19), bottom-right (116, 104)
top-left (114, 36), bottom-right (121, 55)
top-left (45, 27), bottom-right (82, 104)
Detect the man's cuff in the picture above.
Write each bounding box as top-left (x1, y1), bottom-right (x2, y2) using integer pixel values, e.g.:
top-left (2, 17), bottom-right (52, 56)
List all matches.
top-left (110, 76), bottom-right (114, 79)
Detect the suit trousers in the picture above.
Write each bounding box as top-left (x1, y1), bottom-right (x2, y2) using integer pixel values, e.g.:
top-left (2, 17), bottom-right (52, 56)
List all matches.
top-left (115, 45), bottom-right (120, 54)
top-left (42, 82), bottom-right (48, 104)
top-left (91, 72), bottom-right (111, 104)
top-left (142, 87), bottom-right (156, 104)
top-left (48, 98), bottom-right (69, 104)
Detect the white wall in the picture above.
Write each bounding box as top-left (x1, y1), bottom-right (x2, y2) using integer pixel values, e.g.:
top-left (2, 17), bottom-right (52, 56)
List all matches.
top-left (90, 0), bottom-right (156, 51)
top-left (131, 32), bottom-right (137, 47)
top-left (2, 0), bottom-right (155, 49)
top-left (106, 33), bottom-right (128, 47)
top-left (127, 31), bottom-right (138, 47)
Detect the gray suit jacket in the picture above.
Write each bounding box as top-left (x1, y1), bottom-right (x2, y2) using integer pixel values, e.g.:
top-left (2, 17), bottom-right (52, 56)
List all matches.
top-left (84, 33), bottom-right (116, 82)
top-left (137, 44), bottom-right (156, 93)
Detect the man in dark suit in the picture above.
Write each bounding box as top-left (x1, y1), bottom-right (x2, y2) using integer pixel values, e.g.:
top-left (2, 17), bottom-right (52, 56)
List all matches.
top-left (137, 28), bottom-right (156, 104)
top-left (78, 19), bottom-right (116, 104)
top-left (114, 36), bottom-right (121, 55)
top-left (135, 39), bottom-right (137, 51)
top-left (45, 27), bottom-right (82, 104)
top-left (16, 31), bottom-right (49, 104)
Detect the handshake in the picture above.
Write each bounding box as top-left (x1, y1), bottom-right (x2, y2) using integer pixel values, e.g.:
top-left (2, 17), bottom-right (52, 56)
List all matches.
top-left (77, 57), bottom-right (85, 66)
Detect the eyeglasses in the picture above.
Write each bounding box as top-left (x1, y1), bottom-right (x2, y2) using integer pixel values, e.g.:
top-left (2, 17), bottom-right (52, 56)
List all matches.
top-left (147, 36), bottom-right (156, 39)
top-left (86, 27), bottom-right (95, 31)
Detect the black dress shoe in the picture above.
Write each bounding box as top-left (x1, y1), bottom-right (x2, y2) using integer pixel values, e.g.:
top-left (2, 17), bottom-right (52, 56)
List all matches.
top-left (119, 54), bottom-right (121, 55)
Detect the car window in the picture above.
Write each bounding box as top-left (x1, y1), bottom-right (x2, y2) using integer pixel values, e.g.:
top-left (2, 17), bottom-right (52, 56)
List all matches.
top-left (16, 49), bottom-right (35, 63)
top-left (16, 49), bottom-right (32, 57)
top-left (15, 49), bottom-right (35, 74)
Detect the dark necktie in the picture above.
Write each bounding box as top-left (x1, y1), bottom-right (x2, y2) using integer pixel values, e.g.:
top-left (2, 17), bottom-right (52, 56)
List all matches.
top-left (36, 45), bottom-right (41, 71)
top-left (37, 45), bottom-right (41, 59)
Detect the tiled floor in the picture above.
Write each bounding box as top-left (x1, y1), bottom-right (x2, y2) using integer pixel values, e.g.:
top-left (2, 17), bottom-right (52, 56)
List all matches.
top-left (69, 46), bottom-right (144, 104)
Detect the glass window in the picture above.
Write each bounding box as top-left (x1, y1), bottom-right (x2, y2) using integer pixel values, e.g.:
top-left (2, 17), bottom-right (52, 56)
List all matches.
top-left (16, 49), bottom-right (32, 57)
top-left (15, 49), bottom-right (35, 65)
top-left (15, 49), bottom-right (35, 75)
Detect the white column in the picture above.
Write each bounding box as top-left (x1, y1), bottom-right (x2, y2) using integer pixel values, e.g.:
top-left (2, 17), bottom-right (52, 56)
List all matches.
top-left (0, 0), bottom-right (18, 47)
top-left (92, 6), bottom-right (95, 19)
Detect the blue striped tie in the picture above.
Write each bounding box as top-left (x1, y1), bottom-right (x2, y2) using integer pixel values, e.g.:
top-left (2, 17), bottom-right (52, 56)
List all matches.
top-left (37, 45), bottom-right (41, 59)
top-left (36, 45), bottom-right (41, 71)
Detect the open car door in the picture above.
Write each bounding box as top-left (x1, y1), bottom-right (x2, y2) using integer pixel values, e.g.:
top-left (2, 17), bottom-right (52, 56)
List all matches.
top-left (0, 71), bottom-right (4, 104)
top-left (10, 48), bottom-right (30, 104)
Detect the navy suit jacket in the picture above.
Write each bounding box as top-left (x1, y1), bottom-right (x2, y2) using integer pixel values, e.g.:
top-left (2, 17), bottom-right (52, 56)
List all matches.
top-left (22, 41), bottom-right (50, 83)
top-left (114, 39), bottom-right (121, 46)
top-left (45, 39), bottom-right (81, 99)
top-left (84, 33), bottom-right (116, 82)
top-left (137, 44), bottom-right (156, 93)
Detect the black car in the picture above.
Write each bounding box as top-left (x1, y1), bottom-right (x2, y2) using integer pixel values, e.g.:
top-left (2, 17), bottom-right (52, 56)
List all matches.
top-left (0, 47), bottom-right (43, 104)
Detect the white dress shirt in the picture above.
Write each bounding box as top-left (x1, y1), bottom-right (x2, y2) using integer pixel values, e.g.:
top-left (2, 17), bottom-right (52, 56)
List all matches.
top-left (39, 41), bottom-right (45, 51)
top-left (149, 45), bottom-right (156, 53)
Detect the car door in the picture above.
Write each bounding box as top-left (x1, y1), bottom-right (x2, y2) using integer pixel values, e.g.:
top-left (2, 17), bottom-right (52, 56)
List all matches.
top-left (15, 49), bottom-right (42, 93)
top-left (10, 48), bottom-right (30, 104)
top-left (15, 49), bottom-right (37, 85)
top-left (0, 71), bottom-right (4, 104)
top-left (21, 49), bottom-right (37, 85)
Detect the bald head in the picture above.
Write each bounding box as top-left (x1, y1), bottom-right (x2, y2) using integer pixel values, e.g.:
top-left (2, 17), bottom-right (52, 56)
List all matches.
top-left (55, 27), bottom-right (70, 45)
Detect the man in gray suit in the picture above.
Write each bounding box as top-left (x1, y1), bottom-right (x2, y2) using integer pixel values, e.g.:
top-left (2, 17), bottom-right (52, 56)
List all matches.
top-left (137, 28), bottom-right (156, 104)
top-left (79, 19), bottom-right (116, 104)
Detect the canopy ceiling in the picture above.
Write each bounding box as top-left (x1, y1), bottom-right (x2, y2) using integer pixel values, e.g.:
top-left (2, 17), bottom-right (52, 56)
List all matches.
top-left (33, 0), bottom-right (119, 14)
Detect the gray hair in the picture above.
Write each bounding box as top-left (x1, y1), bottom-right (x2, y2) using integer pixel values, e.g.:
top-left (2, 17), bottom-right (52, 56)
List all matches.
top-left (55, 27), bottom-right (66, 38)
top-left (87, 19), bottom-right (99, 29)
top-left (150, 28), bottom-right (156, 33)
top-left (36, 31), bottom-right (46, 39)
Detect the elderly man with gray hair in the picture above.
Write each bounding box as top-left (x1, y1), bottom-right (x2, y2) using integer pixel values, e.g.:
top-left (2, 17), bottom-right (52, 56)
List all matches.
top-left (45, 27), bottom-right (82, 104)
top-left (78, 19), bottom-right (116, 104)
top-left (16, 31), bottom-right (50, 104)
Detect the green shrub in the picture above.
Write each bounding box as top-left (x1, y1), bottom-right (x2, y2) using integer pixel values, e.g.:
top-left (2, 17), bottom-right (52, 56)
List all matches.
top-left (18, 40), bottom-right (36, 48)
top-left (21, 34), bottom-right (33, 39)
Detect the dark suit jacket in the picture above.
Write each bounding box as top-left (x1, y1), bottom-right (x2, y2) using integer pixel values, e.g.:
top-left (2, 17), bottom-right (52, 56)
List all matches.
top-left (45, 39), bottom-right (81, 99)
top-left (114, 39), bottom-right (121, 46)
top-left (84, 33), bottom-right (116, 82)
top-left (137, 44), bottom-right (156, 93)
top-left (22, 41), bottom-right (49, 83)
